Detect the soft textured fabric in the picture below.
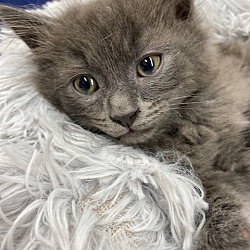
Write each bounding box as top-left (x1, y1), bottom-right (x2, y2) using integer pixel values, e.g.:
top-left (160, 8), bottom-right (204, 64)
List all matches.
top-left (0, 28), bottom-right (207, 250)
top-left (0, 0), bottom-right (249, 249)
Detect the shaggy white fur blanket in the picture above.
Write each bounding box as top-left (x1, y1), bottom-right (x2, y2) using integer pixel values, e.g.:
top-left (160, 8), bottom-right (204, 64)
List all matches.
top-left (0, 0), bottom-right (250, 249)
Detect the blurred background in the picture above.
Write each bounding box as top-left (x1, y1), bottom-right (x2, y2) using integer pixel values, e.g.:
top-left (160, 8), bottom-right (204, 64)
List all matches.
top-left (0, 0), bottom-right (48, 7)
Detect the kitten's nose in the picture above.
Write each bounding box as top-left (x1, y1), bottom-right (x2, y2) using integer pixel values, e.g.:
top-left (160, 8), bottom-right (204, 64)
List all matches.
top-left (110, 109), bottom-right (139, 128)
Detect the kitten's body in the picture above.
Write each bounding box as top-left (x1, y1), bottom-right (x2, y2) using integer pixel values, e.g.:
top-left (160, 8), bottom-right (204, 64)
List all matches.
top-left (0, 0), bottom-right (250, 249)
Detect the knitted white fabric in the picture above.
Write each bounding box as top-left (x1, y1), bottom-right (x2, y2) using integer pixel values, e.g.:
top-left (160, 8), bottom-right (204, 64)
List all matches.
top-left (0, 0), bottom-right (249, 249)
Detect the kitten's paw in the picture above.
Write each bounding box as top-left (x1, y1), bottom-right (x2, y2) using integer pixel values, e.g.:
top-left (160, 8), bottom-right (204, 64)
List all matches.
top-left (242, 228), bottom-right (250, 240)
top-left (194, 194), bottom-right (250, 250)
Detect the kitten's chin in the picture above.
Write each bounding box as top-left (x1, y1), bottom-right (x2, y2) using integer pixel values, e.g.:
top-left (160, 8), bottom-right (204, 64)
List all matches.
top-left (118, 128), bottom-right (155, 145)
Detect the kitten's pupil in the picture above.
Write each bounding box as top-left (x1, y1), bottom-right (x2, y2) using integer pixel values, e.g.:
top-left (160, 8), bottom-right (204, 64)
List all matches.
top-left (140, 57), bottom-right (154, 74)
top-left (80, 77), bottom-right (91, 90)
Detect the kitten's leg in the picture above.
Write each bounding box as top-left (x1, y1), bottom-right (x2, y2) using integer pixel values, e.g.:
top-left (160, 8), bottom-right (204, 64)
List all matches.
top-left (194, 171), bottom-right (250, 250)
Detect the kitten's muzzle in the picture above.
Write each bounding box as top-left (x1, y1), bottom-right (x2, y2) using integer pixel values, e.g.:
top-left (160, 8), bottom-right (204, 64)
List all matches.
top-left (110, 109), bottom-right (139, 128)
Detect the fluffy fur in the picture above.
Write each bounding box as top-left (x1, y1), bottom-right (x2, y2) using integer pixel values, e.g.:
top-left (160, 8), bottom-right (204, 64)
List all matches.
top-left (0, 27), bottom-right (207, 250)
top-left (0, 0), bottom-right (250, 249)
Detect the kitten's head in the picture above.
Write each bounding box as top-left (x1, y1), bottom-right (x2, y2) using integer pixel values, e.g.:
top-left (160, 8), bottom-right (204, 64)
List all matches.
top-left (0, 0), bottom-right (210, 145)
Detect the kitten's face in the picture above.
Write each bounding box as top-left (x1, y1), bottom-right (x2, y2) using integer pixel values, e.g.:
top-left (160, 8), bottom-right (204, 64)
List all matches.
top-left (0, 0), bottom-right (209, 145)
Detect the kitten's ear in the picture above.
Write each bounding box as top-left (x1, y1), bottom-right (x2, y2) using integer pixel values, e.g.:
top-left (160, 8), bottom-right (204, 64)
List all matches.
top-left (174, 0), bottom-right (193, 21)
top-left (0, 4), bottom-right (51, 49)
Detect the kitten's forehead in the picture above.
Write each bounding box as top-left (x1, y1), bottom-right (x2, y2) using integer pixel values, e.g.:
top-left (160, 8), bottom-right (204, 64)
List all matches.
top-left (38, 0), bottom-right (199, 81)
top-left (58, 2), bottom-right (141, 51)
top-left (51, 0), bottom-right (172, 67)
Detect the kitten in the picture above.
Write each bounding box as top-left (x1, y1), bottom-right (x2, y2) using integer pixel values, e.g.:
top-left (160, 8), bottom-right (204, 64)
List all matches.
top-left (0, 0), bottom-right (250, 249)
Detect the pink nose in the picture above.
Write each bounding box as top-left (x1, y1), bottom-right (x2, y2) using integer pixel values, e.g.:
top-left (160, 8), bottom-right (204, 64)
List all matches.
top-left (110, 110), bottom-right (139, 128)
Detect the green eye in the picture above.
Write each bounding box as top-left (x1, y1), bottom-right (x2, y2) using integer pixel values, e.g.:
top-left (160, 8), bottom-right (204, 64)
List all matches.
top-left (137, 55), bottom-right (161, 77)
top-left (73, 75), bottom-right (99, 95)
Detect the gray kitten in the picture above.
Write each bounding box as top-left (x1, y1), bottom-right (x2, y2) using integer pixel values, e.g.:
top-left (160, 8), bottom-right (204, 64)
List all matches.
top-left (0, 0), bottom-right (250, 249)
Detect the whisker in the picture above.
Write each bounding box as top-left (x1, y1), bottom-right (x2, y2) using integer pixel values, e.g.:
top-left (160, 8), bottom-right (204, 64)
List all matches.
top-left (172, 95), bottom-right (194, 100)
top-left (173, 110), bottom-right (183, 117)
top-left (170, 107), bottom-right (195, 110)
top-left (172, 93), bottom-right (200, 100)
top-left (169, 101), bottom-right (204, 106)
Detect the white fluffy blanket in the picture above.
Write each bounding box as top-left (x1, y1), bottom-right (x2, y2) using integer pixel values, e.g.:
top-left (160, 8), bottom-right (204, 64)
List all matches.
top-left (0, 0), bottom-right (249, 249)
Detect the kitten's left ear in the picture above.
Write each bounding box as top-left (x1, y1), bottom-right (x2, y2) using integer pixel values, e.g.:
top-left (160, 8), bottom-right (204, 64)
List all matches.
top-left (0, 4), bottom-right (51, 49)
top-left (174, 0), bottom-right (193, 21)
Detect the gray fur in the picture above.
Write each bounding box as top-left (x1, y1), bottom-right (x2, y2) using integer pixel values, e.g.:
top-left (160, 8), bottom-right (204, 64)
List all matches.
top-left (0, 0), bottom-right (250, 248)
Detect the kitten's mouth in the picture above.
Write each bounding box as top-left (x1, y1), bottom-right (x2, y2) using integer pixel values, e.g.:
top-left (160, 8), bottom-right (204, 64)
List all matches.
top-left (119, 128), bottom-right (153, 143)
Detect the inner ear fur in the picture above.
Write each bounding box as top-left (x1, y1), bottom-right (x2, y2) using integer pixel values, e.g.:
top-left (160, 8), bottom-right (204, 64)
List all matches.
top-left (175, 0), bottom-right (193, 21)
top-left (0, 4), bottom-right (51, 49)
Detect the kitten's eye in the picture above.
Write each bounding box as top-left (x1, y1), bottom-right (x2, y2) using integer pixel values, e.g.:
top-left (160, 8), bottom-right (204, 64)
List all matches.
top-left (137, 55), bottom-right (161, 77)
top-left (73, 75), bottom-right (99, 95)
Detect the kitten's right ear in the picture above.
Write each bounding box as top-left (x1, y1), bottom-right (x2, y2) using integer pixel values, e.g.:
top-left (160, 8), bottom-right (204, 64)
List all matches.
top-left (0, 4), bottom-right (51, 49)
